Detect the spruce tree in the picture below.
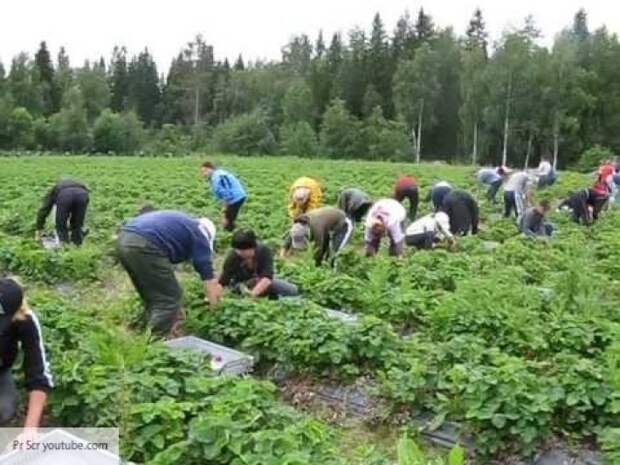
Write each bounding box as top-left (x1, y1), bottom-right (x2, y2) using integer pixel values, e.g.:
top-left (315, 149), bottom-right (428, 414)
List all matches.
top-left (315, 30), bottom-right (326, 59)
top-left (110, 46), bottom-right (129, 112)
top-left (34, 41), bottom-right (57, 114)
top-left (414, 8), bottom-right (435, 44)
top-left (466, 8), bottom-right (489, 60)
top-left (234, 54), bottom-right (245, 71)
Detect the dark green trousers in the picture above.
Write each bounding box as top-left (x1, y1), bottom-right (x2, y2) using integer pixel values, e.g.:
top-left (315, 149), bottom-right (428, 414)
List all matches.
top-left (116, 231), bottom-right (182, 336)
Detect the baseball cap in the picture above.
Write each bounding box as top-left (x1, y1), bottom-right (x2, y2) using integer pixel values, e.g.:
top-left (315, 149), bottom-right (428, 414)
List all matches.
top-left (0, 279), bottom-right (24, 334)
top-left (290, 223), bottom-right (308, 250)
top-left (198, 217), bottom-right (217, 251)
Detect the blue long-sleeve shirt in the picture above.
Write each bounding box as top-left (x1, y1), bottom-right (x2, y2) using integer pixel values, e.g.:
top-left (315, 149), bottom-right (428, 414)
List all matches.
top-left (121, 211), bottom-right (214, 280)
top-left (209, 169), bottom-right (246, 204)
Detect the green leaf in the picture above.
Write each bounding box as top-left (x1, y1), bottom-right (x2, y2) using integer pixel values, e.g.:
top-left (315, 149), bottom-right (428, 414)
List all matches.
top-left (397, 435), bottom-right (424, 465)
top-left (448, 444), bottom-right (465, 465)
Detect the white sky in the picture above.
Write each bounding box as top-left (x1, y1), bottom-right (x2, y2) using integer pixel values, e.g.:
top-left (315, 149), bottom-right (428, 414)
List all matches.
top-left (1, 0), bottom-right (618, 74)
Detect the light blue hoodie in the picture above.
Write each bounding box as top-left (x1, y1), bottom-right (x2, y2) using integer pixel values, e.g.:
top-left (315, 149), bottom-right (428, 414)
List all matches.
top-left (210, 169), bottom-right (247, 204)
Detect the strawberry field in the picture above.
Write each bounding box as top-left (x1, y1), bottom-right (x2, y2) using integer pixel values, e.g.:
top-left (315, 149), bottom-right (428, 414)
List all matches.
top-left (0, 155), bottom-right (619, 464)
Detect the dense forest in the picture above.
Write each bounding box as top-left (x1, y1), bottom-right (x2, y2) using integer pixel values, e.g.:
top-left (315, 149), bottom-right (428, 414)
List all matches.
top-left (1, 7), bottom-right (619, 167)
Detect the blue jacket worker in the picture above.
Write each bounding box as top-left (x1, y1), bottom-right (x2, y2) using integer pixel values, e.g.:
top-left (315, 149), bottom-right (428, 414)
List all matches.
top-left (201, 161), bottom-right (247, 231)
top-left (116, 210), bottom-right (222, 337)
top-left (0, 279), bottom-right (53, 433)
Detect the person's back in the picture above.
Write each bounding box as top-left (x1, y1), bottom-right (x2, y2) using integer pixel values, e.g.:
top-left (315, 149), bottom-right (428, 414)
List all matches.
top-left (210, 168), bottom-right (246, 204)
top-left (366, 199), bottom-right (407, 228)
top-left (477, 168), bottom-right (501, 184)
top-left (538, 160), bottom-right (552, 176)
top-left (441, 191), bottom-right (479, 235)
top-left (122, 210), bottom-right (213, 265)
top-left (306, 207), bottom-right (347, 237)
top-left (504, 171), bottom-right (529, 192)
top-left (338, 188), bottom-right (371, 221)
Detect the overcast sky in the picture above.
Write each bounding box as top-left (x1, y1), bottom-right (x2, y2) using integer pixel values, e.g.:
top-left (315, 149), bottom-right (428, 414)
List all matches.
top-left (1, 0), bottom-right (618, 74)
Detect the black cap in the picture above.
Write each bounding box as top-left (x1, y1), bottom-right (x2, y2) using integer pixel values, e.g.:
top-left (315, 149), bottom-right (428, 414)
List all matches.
top-left (0, 279), bottom-right (23, 334)
top-left (231, 229), bottom-right (257, 250)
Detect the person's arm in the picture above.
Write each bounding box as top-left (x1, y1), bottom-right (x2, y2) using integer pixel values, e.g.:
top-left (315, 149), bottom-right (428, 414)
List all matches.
top-left (281, 231), bottom-right (293, 257)
top-left (250, 246), bottom-right (275, 297)
top-left (337, 191), bottom-right (348, 212)
top-left (250, 277), bottom-right (272, 297)
top-left (191, 229), bottom-right (221, 305)
top-left (35, 186), bottom-right (57, 232)
top-left (204, 279), bottom-right (223, 306)
top-left (24, 391), bottom-right (47, 428)
top-left (312, 227), bottom-right (326, 265)
top-left (19, 314), bottom-right (53, 428)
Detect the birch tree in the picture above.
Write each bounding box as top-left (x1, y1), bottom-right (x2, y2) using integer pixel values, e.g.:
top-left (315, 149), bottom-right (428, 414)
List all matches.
top-left (393, 43), bottom-right (441, 163)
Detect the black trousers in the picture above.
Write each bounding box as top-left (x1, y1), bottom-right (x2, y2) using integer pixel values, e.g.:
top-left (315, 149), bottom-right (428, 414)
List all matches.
top-left (0, 369), bottom-right (17, 425)
top-left (395, 185), bottom-right (419, 220)
top-left (224, 198), bottom-right (246, 231)
top-left (55, 188), bottom-right (89, 245)
top-left (405, 231), bottom-right (436, 249)
top-left (487, 179), bottom-right (502, 203)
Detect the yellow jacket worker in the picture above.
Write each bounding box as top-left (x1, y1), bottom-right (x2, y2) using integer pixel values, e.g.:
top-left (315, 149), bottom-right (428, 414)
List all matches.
top-left (288, 177), bottom-right (322, 219)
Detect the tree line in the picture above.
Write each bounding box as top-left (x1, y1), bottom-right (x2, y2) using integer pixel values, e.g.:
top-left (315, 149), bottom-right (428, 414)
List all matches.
top-left (0, 7), bottom-right (619, 167)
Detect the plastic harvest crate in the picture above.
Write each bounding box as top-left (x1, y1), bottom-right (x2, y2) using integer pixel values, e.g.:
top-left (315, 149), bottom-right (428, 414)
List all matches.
top-left (165, 336), bottom-right (254, 376)
top-left (323, 308), bottom-right (359, 325)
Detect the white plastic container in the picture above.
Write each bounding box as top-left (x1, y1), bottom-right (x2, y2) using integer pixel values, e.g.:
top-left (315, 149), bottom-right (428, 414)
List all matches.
top-left (165, 336), bottom-right (254, 376)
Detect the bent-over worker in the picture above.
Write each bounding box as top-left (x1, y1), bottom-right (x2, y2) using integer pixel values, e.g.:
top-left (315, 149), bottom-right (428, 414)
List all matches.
top-left (441, 190), bottom-right (479, 236)
top-left (364, 199), bottom-right (407, 257)
top-left (116, 210), bottom-right (221, 337)
top-left (283, 207), bottom-right (353, 266)
top-left (35, 179), bottom-right (89, 246)
top-left (337, 188), bottom-right (372, 223)
top-left (200, 161), bottom-right (247, 231)
top-left (288, 176), bottom-right (322, 219)
top-left (405, 211), bottom-right (455, 250)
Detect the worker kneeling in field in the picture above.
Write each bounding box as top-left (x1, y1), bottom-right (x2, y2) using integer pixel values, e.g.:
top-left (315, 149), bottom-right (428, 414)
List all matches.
top-left (405, 211), bottom-right (456, 250)
top-left (477, 166), bottom-right (507, 204)
top-left (440, 190), bottom-right (479, 236)
top-left (364, 199), bottom-right (407, 257)
top-left (337, 188), bottom-right (372, 223)
top-left (282, 207), bottom-right (353, 266)
top-left (0, 279), bottom-right (53, 435)
top-left (220, 229), bottom-right (299, 299)
top-left (393, 174), bottom-right (419, 220)
top-left (288, 176), bottom-right (322, 219)
top-left (35, 179), bottom-right (89, 246)
top-left (519, 200), bottom-right (553, 238)
top-left (200, 161), bottom-right (247, 232)
top-left (503, 171), bottom-right (535, 219)
top-left (116, 210), bottom-right (222, 337)
top-left (425, 181), bottom-right (453, 212)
